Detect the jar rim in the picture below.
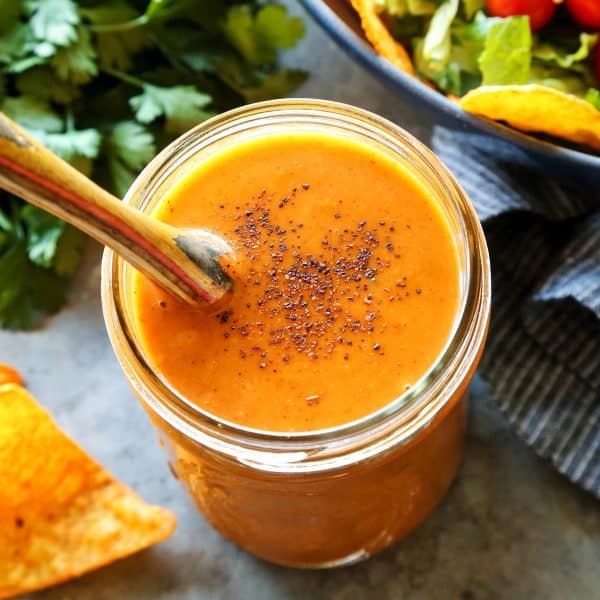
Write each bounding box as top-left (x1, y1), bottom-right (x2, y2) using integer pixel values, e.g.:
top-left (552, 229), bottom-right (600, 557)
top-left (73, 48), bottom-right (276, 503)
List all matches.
top-left (101, 99), bottom-right (490, 469)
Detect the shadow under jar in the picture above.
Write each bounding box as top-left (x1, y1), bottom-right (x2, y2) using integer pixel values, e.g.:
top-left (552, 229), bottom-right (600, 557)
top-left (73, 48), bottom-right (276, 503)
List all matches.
top-left (101, 99), bottom-right (491, 568)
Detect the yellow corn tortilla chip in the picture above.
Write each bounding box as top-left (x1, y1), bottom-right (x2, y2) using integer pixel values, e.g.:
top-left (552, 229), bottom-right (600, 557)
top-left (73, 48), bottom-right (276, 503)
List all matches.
top-left (0, 383), bottom-right (176, 598)
top-left (459, 84), bottom-right (600, 152)
top-left (351, 0), bottom-right (415, 75)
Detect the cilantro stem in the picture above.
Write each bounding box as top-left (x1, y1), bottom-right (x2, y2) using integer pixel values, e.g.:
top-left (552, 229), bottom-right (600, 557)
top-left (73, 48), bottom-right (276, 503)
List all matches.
top-left (88, 15), bottom-right (149, 33)
top-left (146, 32), bottom-right (183, 70)
top-left (65, 109), bottom-right (75, 132)
top-left (101, 67), bottom-right (146, 89)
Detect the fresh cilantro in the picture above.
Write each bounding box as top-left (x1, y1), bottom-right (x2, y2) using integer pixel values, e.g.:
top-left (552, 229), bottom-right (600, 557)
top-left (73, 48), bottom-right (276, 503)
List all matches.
top-left (2, 96), bottom-right (63, 131)
top-left (32, 127), bottom-right (101, 176)
top-left (130, 83), bottom-right (212, 133)
top-left (0, 1), bottom-right (24, 34)
top-left (15, 67), bottom-right (80, 104)
top-left (82, 2), bottom-right (150, 70)
top-left (220, 62), bottom-right (308, 103)
top-left (53, 224), bottom-right (86, 277)
top-left (0, 0), bottom-right (307, 329)
top-left (0, 202), bottom-right (84, 330)
top-left (105, 121), bottom-right (156, 197)
top-left (223, 4), bottom-right (305, 67)
top-left (254, 5), bottom-right (306, 51)
top-left (0, 25), bottom-right (30, 63)
top-left (28, 0), bottom-right (80, 47)
top-left (144, 0), bottom-right (199, 21)
top-left (21, 205), bottom-right (67, 268)
top-left (50, 27), bottom-right (97, 84)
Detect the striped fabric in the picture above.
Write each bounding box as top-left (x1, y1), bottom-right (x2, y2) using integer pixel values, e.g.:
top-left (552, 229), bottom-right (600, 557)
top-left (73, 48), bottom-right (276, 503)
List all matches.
top-left (432, 129), bottom-right (600, 497)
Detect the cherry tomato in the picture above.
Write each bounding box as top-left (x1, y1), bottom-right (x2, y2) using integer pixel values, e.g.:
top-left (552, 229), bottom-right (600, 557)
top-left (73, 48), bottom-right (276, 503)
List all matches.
top-left (565, 0), bottom-right (600, 29)
top-left (485, 0), bottom-right (557, 31)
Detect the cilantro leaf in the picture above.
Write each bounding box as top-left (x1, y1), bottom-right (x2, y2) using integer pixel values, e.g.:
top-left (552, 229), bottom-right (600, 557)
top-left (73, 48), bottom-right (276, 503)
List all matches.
top-left (31, 127), bottom-right (101, 161)
top-left (0, 0), bottom-right (24, 34)
top-left (53, 224), bottom-right (86, 276)
top-left (107, 121), bottom-right (155, 171)
top-left (105, 121), bottom-right (156, 196)
top-left (28, 126), bottom-right (101, 176)
top-left (2, 96), bottom-right (63, 131)
top-left (50, 26), bottom-right (97, 84)
top-left (0, 211), bottom-right (71, 330)
top-left (220, 59), bottom-right (308, 102)
top-left (0, 24), bottom-right (31, 63)
top-left (15, 67), bottom-right (80, 104)
top-left (240, 70), bottom-right (308, 102)
top-left (27, 0), bottom-right (80, 47)
top-left (0, 0), bottom-right (307, 330)
top-left (21, 205), bottom-right (66, 268)
top-left (145, 0), bottom-right (199, 21)
top-left (130, 84), bottom-right (213, 133)
top-left (0, 242), bottom-right (39, 329)
top-left (254, 5), bottom-right (306, 51)
top-left (223, 4), bottom-right (305, 67)
top-left (82, 2), bottom-right (150, 70)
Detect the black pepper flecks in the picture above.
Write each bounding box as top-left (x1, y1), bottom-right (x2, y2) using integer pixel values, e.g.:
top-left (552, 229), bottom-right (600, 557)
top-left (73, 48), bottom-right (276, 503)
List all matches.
top-left (214, 184), bottom-right (423, 368)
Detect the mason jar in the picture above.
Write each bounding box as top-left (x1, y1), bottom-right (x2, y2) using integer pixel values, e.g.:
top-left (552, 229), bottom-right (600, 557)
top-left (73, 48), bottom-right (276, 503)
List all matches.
top-left (101, 99), bottom-right (491, 568)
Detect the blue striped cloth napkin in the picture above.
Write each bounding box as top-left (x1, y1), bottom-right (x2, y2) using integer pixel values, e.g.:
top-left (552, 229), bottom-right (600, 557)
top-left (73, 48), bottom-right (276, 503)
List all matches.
top-left (432, 128), bottom-right (600, 498)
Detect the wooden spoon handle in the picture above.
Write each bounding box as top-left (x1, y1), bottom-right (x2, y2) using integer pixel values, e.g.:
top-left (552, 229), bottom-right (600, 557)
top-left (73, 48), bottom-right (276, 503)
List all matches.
top-left (0, 114), bottom-right (231, 304)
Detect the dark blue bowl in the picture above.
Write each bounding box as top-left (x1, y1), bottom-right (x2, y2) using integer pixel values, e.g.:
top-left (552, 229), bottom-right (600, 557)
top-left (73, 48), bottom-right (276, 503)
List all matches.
top-left (299, 0), bottom-right (600, 191)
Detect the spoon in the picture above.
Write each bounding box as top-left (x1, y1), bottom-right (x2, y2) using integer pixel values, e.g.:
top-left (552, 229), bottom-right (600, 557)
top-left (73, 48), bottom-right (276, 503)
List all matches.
top-left (0, 113), bottom-right (232, 304)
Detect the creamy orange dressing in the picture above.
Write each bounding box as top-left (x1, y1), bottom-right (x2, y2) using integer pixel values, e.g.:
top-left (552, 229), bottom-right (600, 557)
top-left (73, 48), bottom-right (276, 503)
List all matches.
top-left (133, 133), bottom-right (460, 431)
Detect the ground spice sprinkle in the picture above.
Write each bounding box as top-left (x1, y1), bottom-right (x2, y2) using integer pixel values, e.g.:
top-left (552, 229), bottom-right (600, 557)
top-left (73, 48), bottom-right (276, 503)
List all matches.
top-left (214, 184), bottom-right (423, 369)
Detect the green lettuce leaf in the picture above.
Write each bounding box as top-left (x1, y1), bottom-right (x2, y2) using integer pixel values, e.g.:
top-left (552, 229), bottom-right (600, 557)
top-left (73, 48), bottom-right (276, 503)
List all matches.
top-left (533, 32), bottom-right (598, 69)
top-left (534, 33), bottom-right (598, 70)
top-left (479, 16), bottom-right (531, 85)
top-left (463, 0), bottom-right (484, 19)
top-left (378, 0), bottom-right (441, 17)
top-left (414, 9), bottom-right (491, 94)
top-left (451, 11), bottom-right (495, 73)
top-left (585, 88), bottom-right (600, 110)
top-left (421, 0), bottom-right (459, 67)
top-left (530, 63), bottom-right (591, 96)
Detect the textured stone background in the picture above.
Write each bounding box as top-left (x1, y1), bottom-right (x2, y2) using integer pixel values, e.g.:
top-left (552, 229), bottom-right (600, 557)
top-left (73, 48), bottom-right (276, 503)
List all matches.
top-left (2, 3), bottom-right (598, 598)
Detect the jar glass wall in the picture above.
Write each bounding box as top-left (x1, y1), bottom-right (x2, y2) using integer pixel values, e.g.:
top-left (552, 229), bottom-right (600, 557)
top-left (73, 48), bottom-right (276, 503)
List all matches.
top-left (101, 100), bottom-right (491, 567)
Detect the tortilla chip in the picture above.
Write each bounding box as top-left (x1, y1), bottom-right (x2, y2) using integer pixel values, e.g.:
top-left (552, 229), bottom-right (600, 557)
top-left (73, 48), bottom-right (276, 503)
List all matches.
top-left (0, 364), bottom-right (23, 387)
top-left (351, 0), bottom-right (415, 75)
top-left (0, 383), bottom-right (176, 598)
top-left (459, 85), bottom-right (600, 152)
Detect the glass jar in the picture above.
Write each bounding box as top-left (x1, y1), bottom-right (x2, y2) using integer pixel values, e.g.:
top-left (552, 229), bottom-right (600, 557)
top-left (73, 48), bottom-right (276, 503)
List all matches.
top-left (101, 99), bottom-right (490, 568)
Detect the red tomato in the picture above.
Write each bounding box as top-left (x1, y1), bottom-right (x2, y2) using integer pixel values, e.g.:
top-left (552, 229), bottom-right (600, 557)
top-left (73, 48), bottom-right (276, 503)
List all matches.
top-left (565, 0), bottom-right (600, 29)
top-left (486, 0), bottom-right (557, 31)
